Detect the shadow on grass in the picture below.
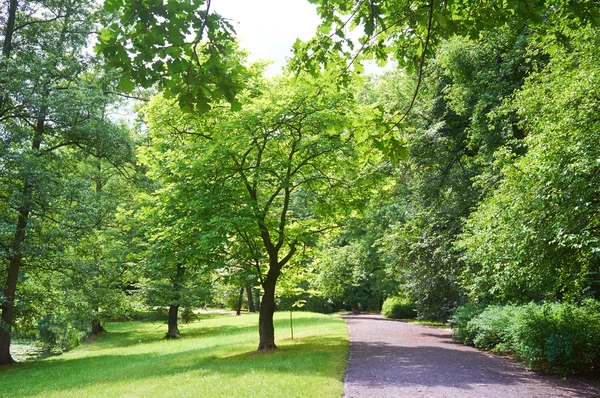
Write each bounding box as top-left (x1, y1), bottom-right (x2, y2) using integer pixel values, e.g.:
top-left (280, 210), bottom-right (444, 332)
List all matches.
top-left (1, 314), bottom-right (347, 397)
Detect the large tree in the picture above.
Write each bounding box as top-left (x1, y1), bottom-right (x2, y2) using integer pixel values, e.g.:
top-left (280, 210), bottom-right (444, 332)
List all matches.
top-left (0, 0), bottom-right (132, 365)
top-left (143, 73), bottom-right (366, 350)
top-left (457, 27), bottom-right (600, 302)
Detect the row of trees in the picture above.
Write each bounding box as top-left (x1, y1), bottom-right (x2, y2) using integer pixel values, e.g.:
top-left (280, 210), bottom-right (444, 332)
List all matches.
top-left (2, 0), bottom-right (599, 366)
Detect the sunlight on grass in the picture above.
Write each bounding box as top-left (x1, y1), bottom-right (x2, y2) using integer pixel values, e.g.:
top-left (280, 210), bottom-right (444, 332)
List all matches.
top-left (400, 319), bottom-right (450, 328)
top-left (0, 312), bottom-right (348, 398)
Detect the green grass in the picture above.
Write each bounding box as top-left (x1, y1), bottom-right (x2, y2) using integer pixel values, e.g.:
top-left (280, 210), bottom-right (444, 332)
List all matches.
top-left (0, 312), bottom-right (348, 398)
top-left (400, 319), bottom-right (450, 328)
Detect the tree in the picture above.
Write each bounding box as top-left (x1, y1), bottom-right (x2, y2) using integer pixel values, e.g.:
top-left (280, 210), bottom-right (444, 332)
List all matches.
top-left (130, 179), bottom-right (215, 338)
top-left (0, 0), bottom-right (132, 365)
top-left (291, 0), bottom-right (599, 156)
top-left (363, 26), bottom-right (538, 319)
top-left (295, 0), bottom-right (599, 76)
top-left (144, 73), bottom-right (365, 350)
top-left (457, 27), bottom-right (600, 302)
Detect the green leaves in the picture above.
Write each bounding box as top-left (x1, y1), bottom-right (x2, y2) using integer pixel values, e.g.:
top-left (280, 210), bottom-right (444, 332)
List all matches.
top-left (96, 0), bottom-right (247, 113)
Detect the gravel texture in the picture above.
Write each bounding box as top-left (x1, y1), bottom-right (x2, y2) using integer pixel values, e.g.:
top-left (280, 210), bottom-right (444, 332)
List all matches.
top-left (342, 314), bottom-right (600, 398)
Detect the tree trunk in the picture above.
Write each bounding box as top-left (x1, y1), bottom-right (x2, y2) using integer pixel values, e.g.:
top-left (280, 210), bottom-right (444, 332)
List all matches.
top-left (236, 285), bottom-right (244, 315)
top-left (91, 318), bottom-right (106, 335)
top-left (0, 0), bottom-right (17, 115)
top-left (166, 305), bottom-right (180, 338)
top-left (255, 290), bottom-right (261, 311)
top-left (0, 255), bottom-right (20, 366)
top-left (0, 133), bottom-right (41, 366)
top-left (2, 0), bottom-right (18, 57)
top-left (352, 302), bottom-right (361, 315)
top-left (165, 264), bottom-right (184, 338)
top-left (246, 284), bottom-right (255, 312)
top-left (258, 272), bottom-right (278, 351)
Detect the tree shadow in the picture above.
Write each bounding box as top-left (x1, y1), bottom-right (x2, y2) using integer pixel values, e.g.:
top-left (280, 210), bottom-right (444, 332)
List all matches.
top-left (0, 318), bottom-right (347, 397)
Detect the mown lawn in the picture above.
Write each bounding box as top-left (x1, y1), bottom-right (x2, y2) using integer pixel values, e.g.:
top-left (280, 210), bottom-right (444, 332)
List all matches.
top-left (0, 312), bottom-right (348, 398)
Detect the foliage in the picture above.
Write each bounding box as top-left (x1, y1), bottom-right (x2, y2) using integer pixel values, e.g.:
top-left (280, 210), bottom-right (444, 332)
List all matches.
top-left (0, 313), bottom-right (348, 398)
top-left (452, 300), bottom-right (600, 375)
top-left (313, 243), bottom-right (377, 312)
top-left (457, 28), bottom-right (600, 302)
top-left (96, 0), bottom-right (246, 112)
top-left (373, 28), bottom-right (535, 320)
top-left (381, 297), bottom-right (416, 319)
top-left (294, 0), bottom-right (599, 78)
top-left (36, 314), bottom-right (86, 353)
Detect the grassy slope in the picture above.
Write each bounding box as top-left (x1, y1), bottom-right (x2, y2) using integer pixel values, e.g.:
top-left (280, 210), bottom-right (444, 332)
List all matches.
top-left (0, 312), bottom-right (348, 398)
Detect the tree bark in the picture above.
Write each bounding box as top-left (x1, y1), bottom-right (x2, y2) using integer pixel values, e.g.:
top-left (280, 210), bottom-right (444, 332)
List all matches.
top-left (236, 285), bottom-right (244, 315)
top-left (258, 267), bottom-right (279, 351)
top-left (91, 318), bottom-right (106, 335)
top-left (2, 0), bottom-right (18, 57)
top-left (352, 302), bottom-right (361, 315)
top-left (246, 284), bottom-right (255, 312)
top-left (166, 305), bottom-right (180, 338)
top-left (165, 264), bottom-right (184, 338)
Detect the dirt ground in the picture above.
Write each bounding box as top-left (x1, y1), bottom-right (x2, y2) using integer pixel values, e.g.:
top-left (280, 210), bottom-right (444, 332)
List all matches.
top-left (341, 314), bottom-right (600, 398)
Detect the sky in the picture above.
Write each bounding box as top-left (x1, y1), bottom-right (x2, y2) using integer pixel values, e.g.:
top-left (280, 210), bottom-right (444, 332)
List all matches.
top-left (212, 0), bottom-right (321, 76)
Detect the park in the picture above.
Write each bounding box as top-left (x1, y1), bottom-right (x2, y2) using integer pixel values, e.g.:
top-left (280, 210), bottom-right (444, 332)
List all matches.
top-left (1, 0), bottom-right (599, 396)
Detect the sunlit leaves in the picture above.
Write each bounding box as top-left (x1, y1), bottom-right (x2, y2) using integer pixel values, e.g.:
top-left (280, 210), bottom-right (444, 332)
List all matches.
top-left (96, 0), bottom-right (247, 113)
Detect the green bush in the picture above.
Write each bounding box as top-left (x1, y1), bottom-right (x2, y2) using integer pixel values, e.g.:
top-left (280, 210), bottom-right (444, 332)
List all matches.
top-left (450, 302), bottom-right (485, 344)
top-left (452, 300), bottom-right (600, 375)
top-left (381, 297), bottom-right (417, 319)
top-left (37, 315), bottom-right (85, 352)
top-left (465, 304), bottom-right (515, 350)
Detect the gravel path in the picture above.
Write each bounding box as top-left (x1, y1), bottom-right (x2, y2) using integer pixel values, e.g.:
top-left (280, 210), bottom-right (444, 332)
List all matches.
top-left (342, 315), bottom-right (599, 398)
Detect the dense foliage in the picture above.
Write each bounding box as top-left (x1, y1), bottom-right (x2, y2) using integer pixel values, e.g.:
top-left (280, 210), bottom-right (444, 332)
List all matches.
top-left (381, 297), bottom-right (416, 319)
top-left (452, 301), bottom-right (600, 374)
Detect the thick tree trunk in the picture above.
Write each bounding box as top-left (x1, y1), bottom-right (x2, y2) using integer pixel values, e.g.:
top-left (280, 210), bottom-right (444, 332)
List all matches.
top-left (2, 0), bottom-right (18, 57)
top-left (91, 318), bottom-right (106, 335)
top-left (352, 302), bottom-right (361, 315)
top-left (166, 305), bottom-right (180, 338)
top-left (0, 256), bottom-right (20, 365)
top-left (258, 272), bottom-right (278, 351)
top-left (246, 284), bottom-right (255, 312)
top-left (236, 285), bottom-right (244, 316)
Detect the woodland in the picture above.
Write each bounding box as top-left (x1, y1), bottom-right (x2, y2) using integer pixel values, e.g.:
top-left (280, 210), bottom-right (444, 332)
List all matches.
top-left (1, 0), bottom-right (599, 376)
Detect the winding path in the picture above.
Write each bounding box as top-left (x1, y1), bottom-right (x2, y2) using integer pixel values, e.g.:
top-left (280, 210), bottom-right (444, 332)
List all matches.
top-left (342, 315), bottom-right (599, 398)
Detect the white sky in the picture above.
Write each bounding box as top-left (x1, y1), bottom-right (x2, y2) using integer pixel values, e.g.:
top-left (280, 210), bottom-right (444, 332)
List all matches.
top-left (213, 0), bottom-right (321, 76)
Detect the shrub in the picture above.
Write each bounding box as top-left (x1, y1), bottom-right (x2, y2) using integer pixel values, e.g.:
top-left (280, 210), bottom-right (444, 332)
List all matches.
top-left (452, 300), bottom-right (600, 375)
top-left (381, 297), bottom-right (417, 319)
top-left (466, 304), bottom-right (515, 350)
top-left (509, 300), bottom-right (600, 374)
top-left (450, 302), bottom-right (485, 344)
top-left (37, 315), bottom-right (85, 352)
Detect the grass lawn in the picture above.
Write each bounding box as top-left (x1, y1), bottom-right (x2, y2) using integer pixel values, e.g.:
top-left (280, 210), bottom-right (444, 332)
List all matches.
top-left (0, 312), bottom-right (348, 398)
top-left (400, 319), bottom-right (450, 328)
